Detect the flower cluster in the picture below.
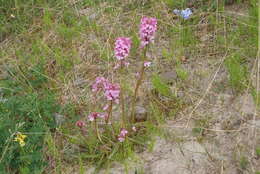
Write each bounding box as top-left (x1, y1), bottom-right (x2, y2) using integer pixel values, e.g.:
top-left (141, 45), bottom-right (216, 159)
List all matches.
top-left (114, 37), bottom-right (132, 60)
top-left (118, 128), bottom-right (128, 142)
top-left (104, 82), bottom-right (120, 104)
top-left (92, 77), bottom-right (120, 104)
top-left (114, 37), bottom-right (132, 69)
top-left (139, 17), bottom-right (157, 48)
top-left (14, 132), bottom-right (27, 147)
top-left (89, 77), bottom-right (121, 126)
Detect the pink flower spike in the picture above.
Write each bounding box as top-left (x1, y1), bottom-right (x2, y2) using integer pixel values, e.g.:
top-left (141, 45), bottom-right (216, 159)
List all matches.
top-left (114, 37), bottom-right (132, 61)
top-left (76, 120), bottom-right (85, 128)
top-left (139, 17), bottom-right (157, 48)
top-left (104, 83), bottom-right (120, 103)
top-left (144, 61), bottom-right (151, 67)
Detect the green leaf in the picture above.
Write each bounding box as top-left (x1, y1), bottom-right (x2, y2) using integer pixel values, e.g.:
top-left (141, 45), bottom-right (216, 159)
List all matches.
top-left (152, 74), bottom-right (171, 97)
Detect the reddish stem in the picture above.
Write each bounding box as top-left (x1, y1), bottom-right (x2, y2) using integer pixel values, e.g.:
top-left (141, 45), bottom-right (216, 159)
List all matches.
top-left (105, 101), bottom-right (113, 124)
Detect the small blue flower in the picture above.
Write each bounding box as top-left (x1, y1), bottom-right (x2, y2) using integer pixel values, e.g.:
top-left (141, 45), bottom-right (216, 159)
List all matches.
top-left (173, 8), bottom-right (192, 20)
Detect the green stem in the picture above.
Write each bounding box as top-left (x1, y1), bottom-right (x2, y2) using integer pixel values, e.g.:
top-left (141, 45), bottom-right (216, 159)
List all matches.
top-left (94, 120), bottom-right (103, 143)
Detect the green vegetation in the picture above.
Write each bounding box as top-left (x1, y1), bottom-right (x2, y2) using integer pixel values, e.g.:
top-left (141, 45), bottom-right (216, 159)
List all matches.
top-left (152, 74), bottom-right (172, 97)
top-left (0, 65), bottom-right (60, 173)
top-left (256, 147), bottom-right (260, 157)
top-left (239, 156), bottom-right (248, 170)
top-left (224, 54), bottom-right (248, 93)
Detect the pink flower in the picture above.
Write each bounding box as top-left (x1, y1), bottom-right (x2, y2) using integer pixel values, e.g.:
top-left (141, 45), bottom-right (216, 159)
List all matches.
top-left (88, 112), bottom-right (100, 121)
top-left (103, 104), bottom-right (109, 111)
top-left (88, 112), bottom-right (108, 121)
top-left (92, 78), bottom-right (121, 104)
top-left (76, 120), bottom-right (85, 128)
top-left (118, 136), bottom-right (125, 142)
top-left (104, 83), bottom-right (120, 104)
top-left (139, 17), bottom-right (157, 48)
top-left (92, 77), bottom-right (109, 92)
top-left (114, 37), bottom-right (132, 60)
top-left (144, 61), bottom-right (151, 67)
top-left (120, 128), bottom-right (128, 136)
top-left (118, 128), bottom-right (128, 142)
